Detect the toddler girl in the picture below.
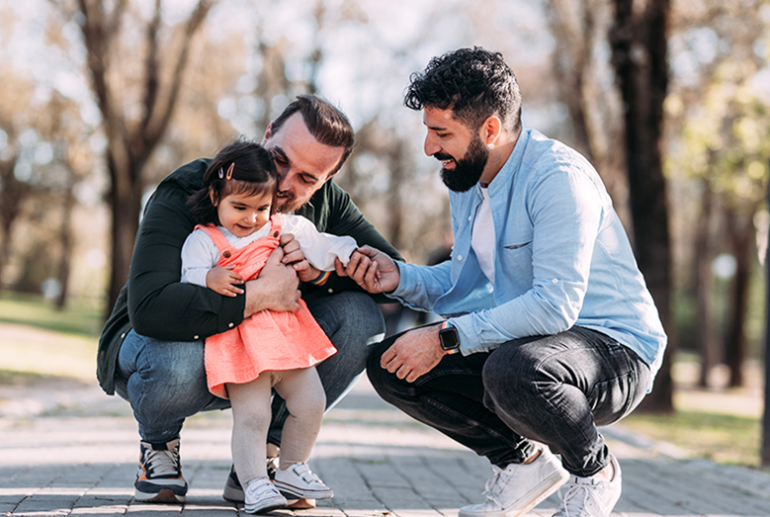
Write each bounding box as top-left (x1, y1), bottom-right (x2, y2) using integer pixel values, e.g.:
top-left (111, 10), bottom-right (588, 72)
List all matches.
top-left (181, 140), bottom-right (358, 513)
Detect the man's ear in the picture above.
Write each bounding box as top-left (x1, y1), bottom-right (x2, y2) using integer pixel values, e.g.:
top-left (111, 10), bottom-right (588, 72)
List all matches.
top-left (208, 187), bottom-right (219, 207)
top-left (481, 115), bottom-right (503, 145)
top-left (261, 122), bottom-right (273, 146)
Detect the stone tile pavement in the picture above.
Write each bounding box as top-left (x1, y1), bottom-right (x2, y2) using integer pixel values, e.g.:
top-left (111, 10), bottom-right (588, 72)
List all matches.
top-left (2, 376), bottom-right (770, 517)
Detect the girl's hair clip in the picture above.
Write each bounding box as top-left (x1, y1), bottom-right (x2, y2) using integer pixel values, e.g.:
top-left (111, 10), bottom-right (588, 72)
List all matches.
top-left (226, 162), bottom-right (235, 180)
top-left (218, 167), bottom-right (225, 179)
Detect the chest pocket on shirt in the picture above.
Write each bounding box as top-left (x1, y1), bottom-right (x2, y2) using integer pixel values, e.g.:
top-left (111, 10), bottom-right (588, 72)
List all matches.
top-left (501, 227), bottom-right (534, 290)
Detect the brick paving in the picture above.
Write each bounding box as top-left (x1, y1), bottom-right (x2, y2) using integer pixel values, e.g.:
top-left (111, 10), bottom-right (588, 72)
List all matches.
top-left (2, 376), bottom-right (770, 517)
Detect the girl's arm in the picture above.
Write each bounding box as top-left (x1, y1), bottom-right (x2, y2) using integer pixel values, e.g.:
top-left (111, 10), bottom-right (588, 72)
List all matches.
top-left (181, 230), bottom-right (244, 297)
top-left (283, 215), bottom-right (359, 271)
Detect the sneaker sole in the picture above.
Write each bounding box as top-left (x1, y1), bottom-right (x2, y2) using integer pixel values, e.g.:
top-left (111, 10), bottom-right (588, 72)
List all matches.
top-left (244, 500), bottom-right (288, 514)
top-left (134, 487), bottom-right (186, 504)
top-left (223, 477), bottom-right (244, 503)
top-left (459, 470), bottom-right (569, 517)
top-left (274, 481), bottom-right (333, 500)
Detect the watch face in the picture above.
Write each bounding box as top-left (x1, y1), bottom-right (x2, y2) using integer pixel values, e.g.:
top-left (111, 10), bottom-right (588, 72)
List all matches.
top-left (439, 326), bottom-right (460, 350)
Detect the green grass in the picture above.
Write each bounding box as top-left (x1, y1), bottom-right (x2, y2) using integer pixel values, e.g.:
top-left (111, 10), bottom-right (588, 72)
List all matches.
top-left (0, 292), bottom-right (101, 381)
top-left (0, 291), bottom-right (104, 337)
top-left (620, 410), bottom-right (761, 467)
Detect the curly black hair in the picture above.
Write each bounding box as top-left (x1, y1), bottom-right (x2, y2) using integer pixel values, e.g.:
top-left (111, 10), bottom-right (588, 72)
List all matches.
top-left (404, 47), bottom-right (522, 133)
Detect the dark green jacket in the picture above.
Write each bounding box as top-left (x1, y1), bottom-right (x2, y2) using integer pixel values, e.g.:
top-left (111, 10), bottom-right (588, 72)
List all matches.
top-left (97, 158), bottom-right (402, 395)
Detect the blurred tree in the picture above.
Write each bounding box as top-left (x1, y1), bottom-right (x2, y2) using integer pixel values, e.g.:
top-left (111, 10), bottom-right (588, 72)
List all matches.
top-left (0, 72), bottom-right (36, 291)
top-left (50, 0), bottom-right (217, 312)
top-left (667, 0), bottom-right (768, 387)
top-left (610, 0), bottom-right (674, 412)
top-left (545, 0), bottom-right (630, 228)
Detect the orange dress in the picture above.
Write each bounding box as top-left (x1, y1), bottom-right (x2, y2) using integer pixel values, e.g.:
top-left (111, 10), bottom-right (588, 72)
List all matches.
top-left (198, 214), bottom-right (337, 399)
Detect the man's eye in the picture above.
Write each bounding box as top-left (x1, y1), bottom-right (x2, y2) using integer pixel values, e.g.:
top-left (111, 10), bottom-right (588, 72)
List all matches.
top-left (301, 176), bottom-right (316, 185)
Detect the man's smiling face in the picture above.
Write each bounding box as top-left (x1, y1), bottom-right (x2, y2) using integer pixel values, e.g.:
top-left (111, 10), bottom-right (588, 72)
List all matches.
top-left (422, 106), bottom-right (489, 193)
top-left (261, 112), bottom-right (345, 213)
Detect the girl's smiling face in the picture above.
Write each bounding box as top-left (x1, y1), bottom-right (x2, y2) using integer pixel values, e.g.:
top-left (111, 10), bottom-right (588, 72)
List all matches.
top-left (212, 189), bottom-right (273, 238)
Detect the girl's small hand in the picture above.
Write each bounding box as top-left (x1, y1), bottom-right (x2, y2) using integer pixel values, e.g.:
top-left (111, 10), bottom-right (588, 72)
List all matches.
top-left (295, 260), bottom-right (321, 283)
top-left (206, 265), bottom-right (245, 297)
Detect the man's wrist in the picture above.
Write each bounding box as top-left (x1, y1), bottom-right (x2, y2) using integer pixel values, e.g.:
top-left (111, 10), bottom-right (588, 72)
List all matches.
top-left (439, 321), bottom-right (461, 355)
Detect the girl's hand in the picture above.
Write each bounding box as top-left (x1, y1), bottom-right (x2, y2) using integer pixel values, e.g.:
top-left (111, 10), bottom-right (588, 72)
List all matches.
top-left (206, 265), bottom-right (244, 297)
top-left (295, 261), bottom-right (322, 283)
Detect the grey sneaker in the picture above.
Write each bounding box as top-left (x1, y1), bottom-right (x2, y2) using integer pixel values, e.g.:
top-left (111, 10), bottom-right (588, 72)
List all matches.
top-left (552, 454), bottom-right (622, 517)
top-left (244, 476), bottom-right (287, 514)
top-left (134, 438), bottom-right (187, 503)
top-left (273, 462), bottom-right (333, 499)
top-left (459, 448), bottom-right (569, 517)
top-left (223, 455), bottom-right (280, 503)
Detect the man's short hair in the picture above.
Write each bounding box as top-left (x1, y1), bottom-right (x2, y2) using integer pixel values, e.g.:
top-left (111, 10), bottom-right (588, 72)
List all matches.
top-left (404, 47), bottom-right (522, 133)
top-left (271, 95), bottom-right (355, 175)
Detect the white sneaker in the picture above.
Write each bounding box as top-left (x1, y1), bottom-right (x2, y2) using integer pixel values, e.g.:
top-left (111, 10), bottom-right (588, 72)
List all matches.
top-left (552, 454), bottom-right (622, 517)
top-left (273, 462), bottom-right (333, 499)
top-left (459, 448), bottom-right (569, 517)
top-left (244, 476), bottom-right (287, 514)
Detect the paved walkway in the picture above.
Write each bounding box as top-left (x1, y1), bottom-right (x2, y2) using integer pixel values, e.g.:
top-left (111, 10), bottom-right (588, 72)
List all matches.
top-left (2, 376), bottom-right (770, 517)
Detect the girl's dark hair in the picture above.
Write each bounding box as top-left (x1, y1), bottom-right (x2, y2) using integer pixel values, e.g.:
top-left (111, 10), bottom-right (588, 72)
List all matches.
top-left (188, 139), bottom-right (278, 225)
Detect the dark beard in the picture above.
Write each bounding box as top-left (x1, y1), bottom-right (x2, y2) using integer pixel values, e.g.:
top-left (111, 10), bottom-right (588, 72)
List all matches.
top-left (437, 135), bottom-right (489, 193)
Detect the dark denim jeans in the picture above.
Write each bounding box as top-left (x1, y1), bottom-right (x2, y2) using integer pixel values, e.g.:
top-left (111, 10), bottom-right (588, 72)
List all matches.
top-left (116, 291), bottom-right (385, 445)
top-left (366, 325), bottom-right (650, 477)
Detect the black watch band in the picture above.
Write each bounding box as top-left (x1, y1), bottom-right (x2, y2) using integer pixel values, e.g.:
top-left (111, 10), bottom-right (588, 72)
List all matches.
top-left (439, 321), bottom-right (460, 353)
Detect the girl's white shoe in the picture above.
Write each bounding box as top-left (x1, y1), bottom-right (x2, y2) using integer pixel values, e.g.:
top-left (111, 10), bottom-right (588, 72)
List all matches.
top-left (244, 476), bottom-right (287, 514)
top-left (273, 462), bottom-right (334, 499)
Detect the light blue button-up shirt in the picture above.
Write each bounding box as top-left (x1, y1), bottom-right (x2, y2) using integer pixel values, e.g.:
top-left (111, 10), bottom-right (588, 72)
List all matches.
top-left (389, 129), bottom-right (667, 384)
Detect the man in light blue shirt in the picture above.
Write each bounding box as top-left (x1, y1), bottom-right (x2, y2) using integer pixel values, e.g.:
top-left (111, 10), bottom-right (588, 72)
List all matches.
top-left (338, 48), bottom-right (666, 517)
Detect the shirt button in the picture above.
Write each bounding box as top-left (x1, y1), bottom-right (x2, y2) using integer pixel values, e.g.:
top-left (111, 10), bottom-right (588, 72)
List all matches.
top-left (552, 278), bottom-right (558, 284)
top-left (327, 288), bottom-right (334, 294)
top-left (228, 322), bottom-right (234, 328)
top-left (193, 335), bottom-right (199, 340)
top-left (458, 255), bottom-right (463, 261)
top-left (468, 215), bottom-right (472, 221)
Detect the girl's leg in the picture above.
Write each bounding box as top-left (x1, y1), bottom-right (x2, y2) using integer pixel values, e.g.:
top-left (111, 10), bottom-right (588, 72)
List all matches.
top-left (227, 375), bottom-right (274, 486)
top-left (272, 367), bottom-right (326, 468)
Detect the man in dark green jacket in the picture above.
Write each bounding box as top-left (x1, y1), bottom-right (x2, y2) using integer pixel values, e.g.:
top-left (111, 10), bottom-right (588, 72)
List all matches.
top-left (98, 95), bottom-right (401, 505)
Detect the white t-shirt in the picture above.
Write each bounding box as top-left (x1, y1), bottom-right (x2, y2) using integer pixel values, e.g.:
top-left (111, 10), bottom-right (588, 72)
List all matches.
top-left (180, 214), bottom-right (358, 287)
top-left (471, 185), bottom-right (495, 284)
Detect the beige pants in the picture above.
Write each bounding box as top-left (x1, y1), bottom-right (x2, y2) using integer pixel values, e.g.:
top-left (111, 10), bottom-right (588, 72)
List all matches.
top-left (227, 367), bottom-right (325, 486)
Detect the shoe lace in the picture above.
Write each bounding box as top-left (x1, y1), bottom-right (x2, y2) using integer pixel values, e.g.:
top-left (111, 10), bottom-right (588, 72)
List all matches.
top-left (143, 445), bottom-right (180, 478)
top-left (483, 465), bottom-right (511, 502)
top-left (557, 480), bottom-right (608, 517)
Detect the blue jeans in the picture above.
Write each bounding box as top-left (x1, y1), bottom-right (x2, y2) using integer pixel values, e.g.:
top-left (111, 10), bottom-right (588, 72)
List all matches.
top-left (366, 325), bottom-right (650, 477)
top-left (116, 291), bottom-right (384, 444)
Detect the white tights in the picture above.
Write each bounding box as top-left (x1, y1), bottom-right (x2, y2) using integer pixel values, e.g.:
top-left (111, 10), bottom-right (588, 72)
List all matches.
top-left (227, 367), bottom-right (325, 486)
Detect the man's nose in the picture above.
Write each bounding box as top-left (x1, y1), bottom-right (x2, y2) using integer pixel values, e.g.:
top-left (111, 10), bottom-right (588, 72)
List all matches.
top-left (424, 134), bottom-right (440, 157)
top-left (277, 171), bottom-right (290, 192)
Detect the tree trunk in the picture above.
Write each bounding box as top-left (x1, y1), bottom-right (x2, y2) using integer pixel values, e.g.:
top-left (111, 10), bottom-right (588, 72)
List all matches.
top-left (760, 159), bottom-right (770, 466)
top-left (724, 207), bottom-right (756, 388)
top-left (0, 152), bottom-right (25, 291)
top-left (54, 171), bottom-right (78, 310)
top-left (610, 0), bottom-right (674, 412)
top-left (695, 181), bottom-right (716, 387)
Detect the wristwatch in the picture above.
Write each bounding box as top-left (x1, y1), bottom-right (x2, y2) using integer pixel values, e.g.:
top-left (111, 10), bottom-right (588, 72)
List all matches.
top-left (438, 321), bottom-right (461, 354)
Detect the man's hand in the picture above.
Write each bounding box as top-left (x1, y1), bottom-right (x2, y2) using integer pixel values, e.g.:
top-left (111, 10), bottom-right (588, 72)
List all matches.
top-left (380, 324), bottom-right (445, 383)
top-left (206, 266), bottom-right (244, 297)
top-left (243, 246), bottom-right (301, 318)
top-left (335, 245), bottom-right (400, 293)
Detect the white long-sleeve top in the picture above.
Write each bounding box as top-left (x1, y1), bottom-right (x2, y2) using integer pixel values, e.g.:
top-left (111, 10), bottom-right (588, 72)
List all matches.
top-left (180, 214), bottom-right (359, 288)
